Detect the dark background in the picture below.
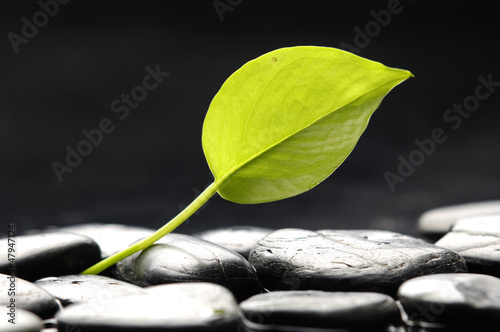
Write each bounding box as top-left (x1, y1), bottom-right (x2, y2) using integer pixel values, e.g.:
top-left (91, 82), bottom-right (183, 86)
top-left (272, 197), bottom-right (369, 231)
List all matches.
top-left (1, 1), bottom-right (499, 237)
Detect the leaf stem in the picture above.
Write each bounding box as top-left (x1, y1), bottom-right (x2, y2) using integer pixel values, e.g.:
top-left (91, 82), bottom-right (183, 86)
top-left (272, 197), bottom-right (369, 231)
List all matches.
top-left (81, 181), bottom-right (220, 275)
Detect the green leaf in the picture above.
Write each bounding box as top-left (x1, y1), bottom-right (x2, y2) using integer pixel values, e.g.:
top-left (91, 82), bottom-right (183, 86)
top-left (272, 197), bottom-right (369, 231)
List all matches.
top-left (81, 46), bottom-right (412, 275)
top-left (202, 46), bottom-right (412, 204)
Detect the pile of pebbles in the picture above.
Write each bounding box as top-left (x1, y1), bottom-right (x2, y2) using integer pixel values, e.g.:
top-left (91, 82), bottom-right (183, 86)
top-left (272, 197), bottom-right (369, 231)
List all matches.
top-left (2, 200), bottom-right (500, 331)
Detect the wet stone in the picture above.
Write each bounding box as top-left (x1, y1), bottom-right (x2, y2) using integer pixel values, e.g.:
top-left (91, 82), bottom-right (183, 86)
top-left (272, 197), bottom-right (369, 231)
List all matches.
top-left (114, 233), bottom-right (261, 301)
top-left (249, 228), bottom-right (467, 296)
top-left (56, 282), bottom-right (242, 332)
top-left (0, 273), bottom-right (59, 319)
top-left (417, 200), bottom-right (500, 240)
top-left (398, 273), bottom-right (500, 327)
top-left (35, 274), bottom-right (145, 306)
top-left (58, 223), bottom-right (155, 258)
top-left (0, 308), bottom-right (44, 332)
top-left (193, 226), bottom-right (274, 258)
top-left (0, 232), bottom-right (101, 282)
top-left (39, 319), bottom-right (58, 332)
top-left (240, 290), bottom-right (401, 330)
top-left (435, 215), bottom-right (500, 277)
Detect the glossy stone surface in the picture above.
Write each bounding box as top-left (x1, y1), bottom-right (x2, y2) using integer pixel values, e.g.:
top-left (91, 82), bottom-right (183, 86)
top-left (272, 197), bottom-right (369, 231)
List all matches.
top-left (240, 290), bottom-right (400, 329)
top-left (114, 233), bottom-right (261, 301)
top-left (417, 200), bottom-right (500, 240)
top-left (0, 308), bottom-right (44, 332)
top-left (435, 215), bottom-right (500, 277)
top-left (398, 273), bottom-right (500, 326)
top-left (35, 274), bottom-right (145, 306)
top-left (0, 273), bottom-right (59, 319)
top-left (0, 232), bottom-right (101, 281)
top-left (58, 223), bottom-right (155, 258)
top-left (56, 282), bottom-right (242, 331)
top-left (249, 228), bottom-right (467, 295)
top-left (193, 226), bottom-right (274, 258)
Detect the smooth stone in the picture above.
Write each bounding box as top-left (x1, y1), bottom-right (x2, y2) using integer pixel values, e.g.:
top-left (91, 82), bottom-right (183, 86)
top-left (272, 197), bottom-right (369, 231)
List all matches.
top-left (58, 223), bottom-right (155, 258)
top-left (0, 273), bottom-right (59, 319)
top-left (114, 233), bottom-right (261, 301)
top-left (240, 290), bottom-right (400, 329)
top-left (193, 226), bottom-right (274, 258)
top-left (249, 228), bottom-right (467, 296)
top-left (0, 232), bottom-right (101, 282)
top-left (398, 273), bottom-right (500, 326)
top-left (0, 308), bottom-right (44, 332)
top-left (435, 215), bottom-right (500, 277)
top-left (417, 200), bottom-right (500, 240)
top-left (56, 282), bottom-right (242, 331)
top-left (35, 274), bottom-right (145, 306)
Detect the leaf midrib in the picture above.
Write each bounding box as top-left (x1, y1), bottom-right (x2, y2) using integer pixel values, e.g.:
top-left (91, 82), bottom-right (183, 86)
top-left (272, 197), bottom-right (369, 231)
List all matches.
top-left (217, 74), bottom-right (407, 186)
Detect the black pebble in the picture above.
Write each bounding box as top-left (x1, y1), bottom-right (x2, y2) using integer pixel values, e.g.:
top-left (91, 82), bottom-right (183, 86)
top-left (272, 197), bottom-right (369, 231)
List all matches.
top-left (193, 226), bottom-right (274, 258)
top-left (0, 232), bottom-right (101, 282)
top-left (398, 273), bottom-right (500, 327)
top-left (35, 274), bottom-right (145, 306)
top-left (0, 273), bottom-right (59, 319)
top-left (114, 233), bottom-right (261, 301)
top-left (240, 290), bottom-right (401, 330)
top-left (249, 228), bottom-right (467, 296)
top-left (417, 200), bottom-right (500, 240)
top-left (0, 307), bottom-right (43, 332)
top-left (56, 282), bottom-right (242, 332)
top-left (436, 215), bottom-right (500, 277)
top-left (58, 223), bottom-right (155, 258)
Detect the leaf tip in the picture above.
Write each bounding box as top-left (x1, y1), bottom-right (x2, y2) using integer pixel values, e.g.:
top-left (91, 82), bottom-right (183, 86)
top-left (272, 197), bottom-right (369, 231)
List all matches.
top-left (403, 69), bottom-right (414, 79)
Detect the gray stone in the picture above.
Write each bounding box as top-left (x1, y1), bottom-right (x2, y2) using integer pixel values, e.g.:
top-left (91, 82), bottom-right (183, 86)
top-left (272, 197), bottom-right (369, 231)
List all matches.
top-left (240, 290), bottom-right (400, 329)
top-left (417, 200), bottom-right (500, 240)
top-left (35, 274), bottom-right (145, 306)
top-left (435, 215), bottom-right (500, 277)
top-left (56, 282), bottom-right (242, 331)
top-left (249, 228), bottom-right (467, 296)
top-left (0, 232), bottom-right (101, 282)
top-left (114, 233), bottom-right (261, 301)
top-left (0, 308), bottom-right (44, 332)
top-left (0, 273), bottom-right (59, 319)
top-left (58, 223), bottom-right (155, 258)
top-left (398, 273), bottom-right (500, 327)
top-left (193, 226), bottom-right (274, 258)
